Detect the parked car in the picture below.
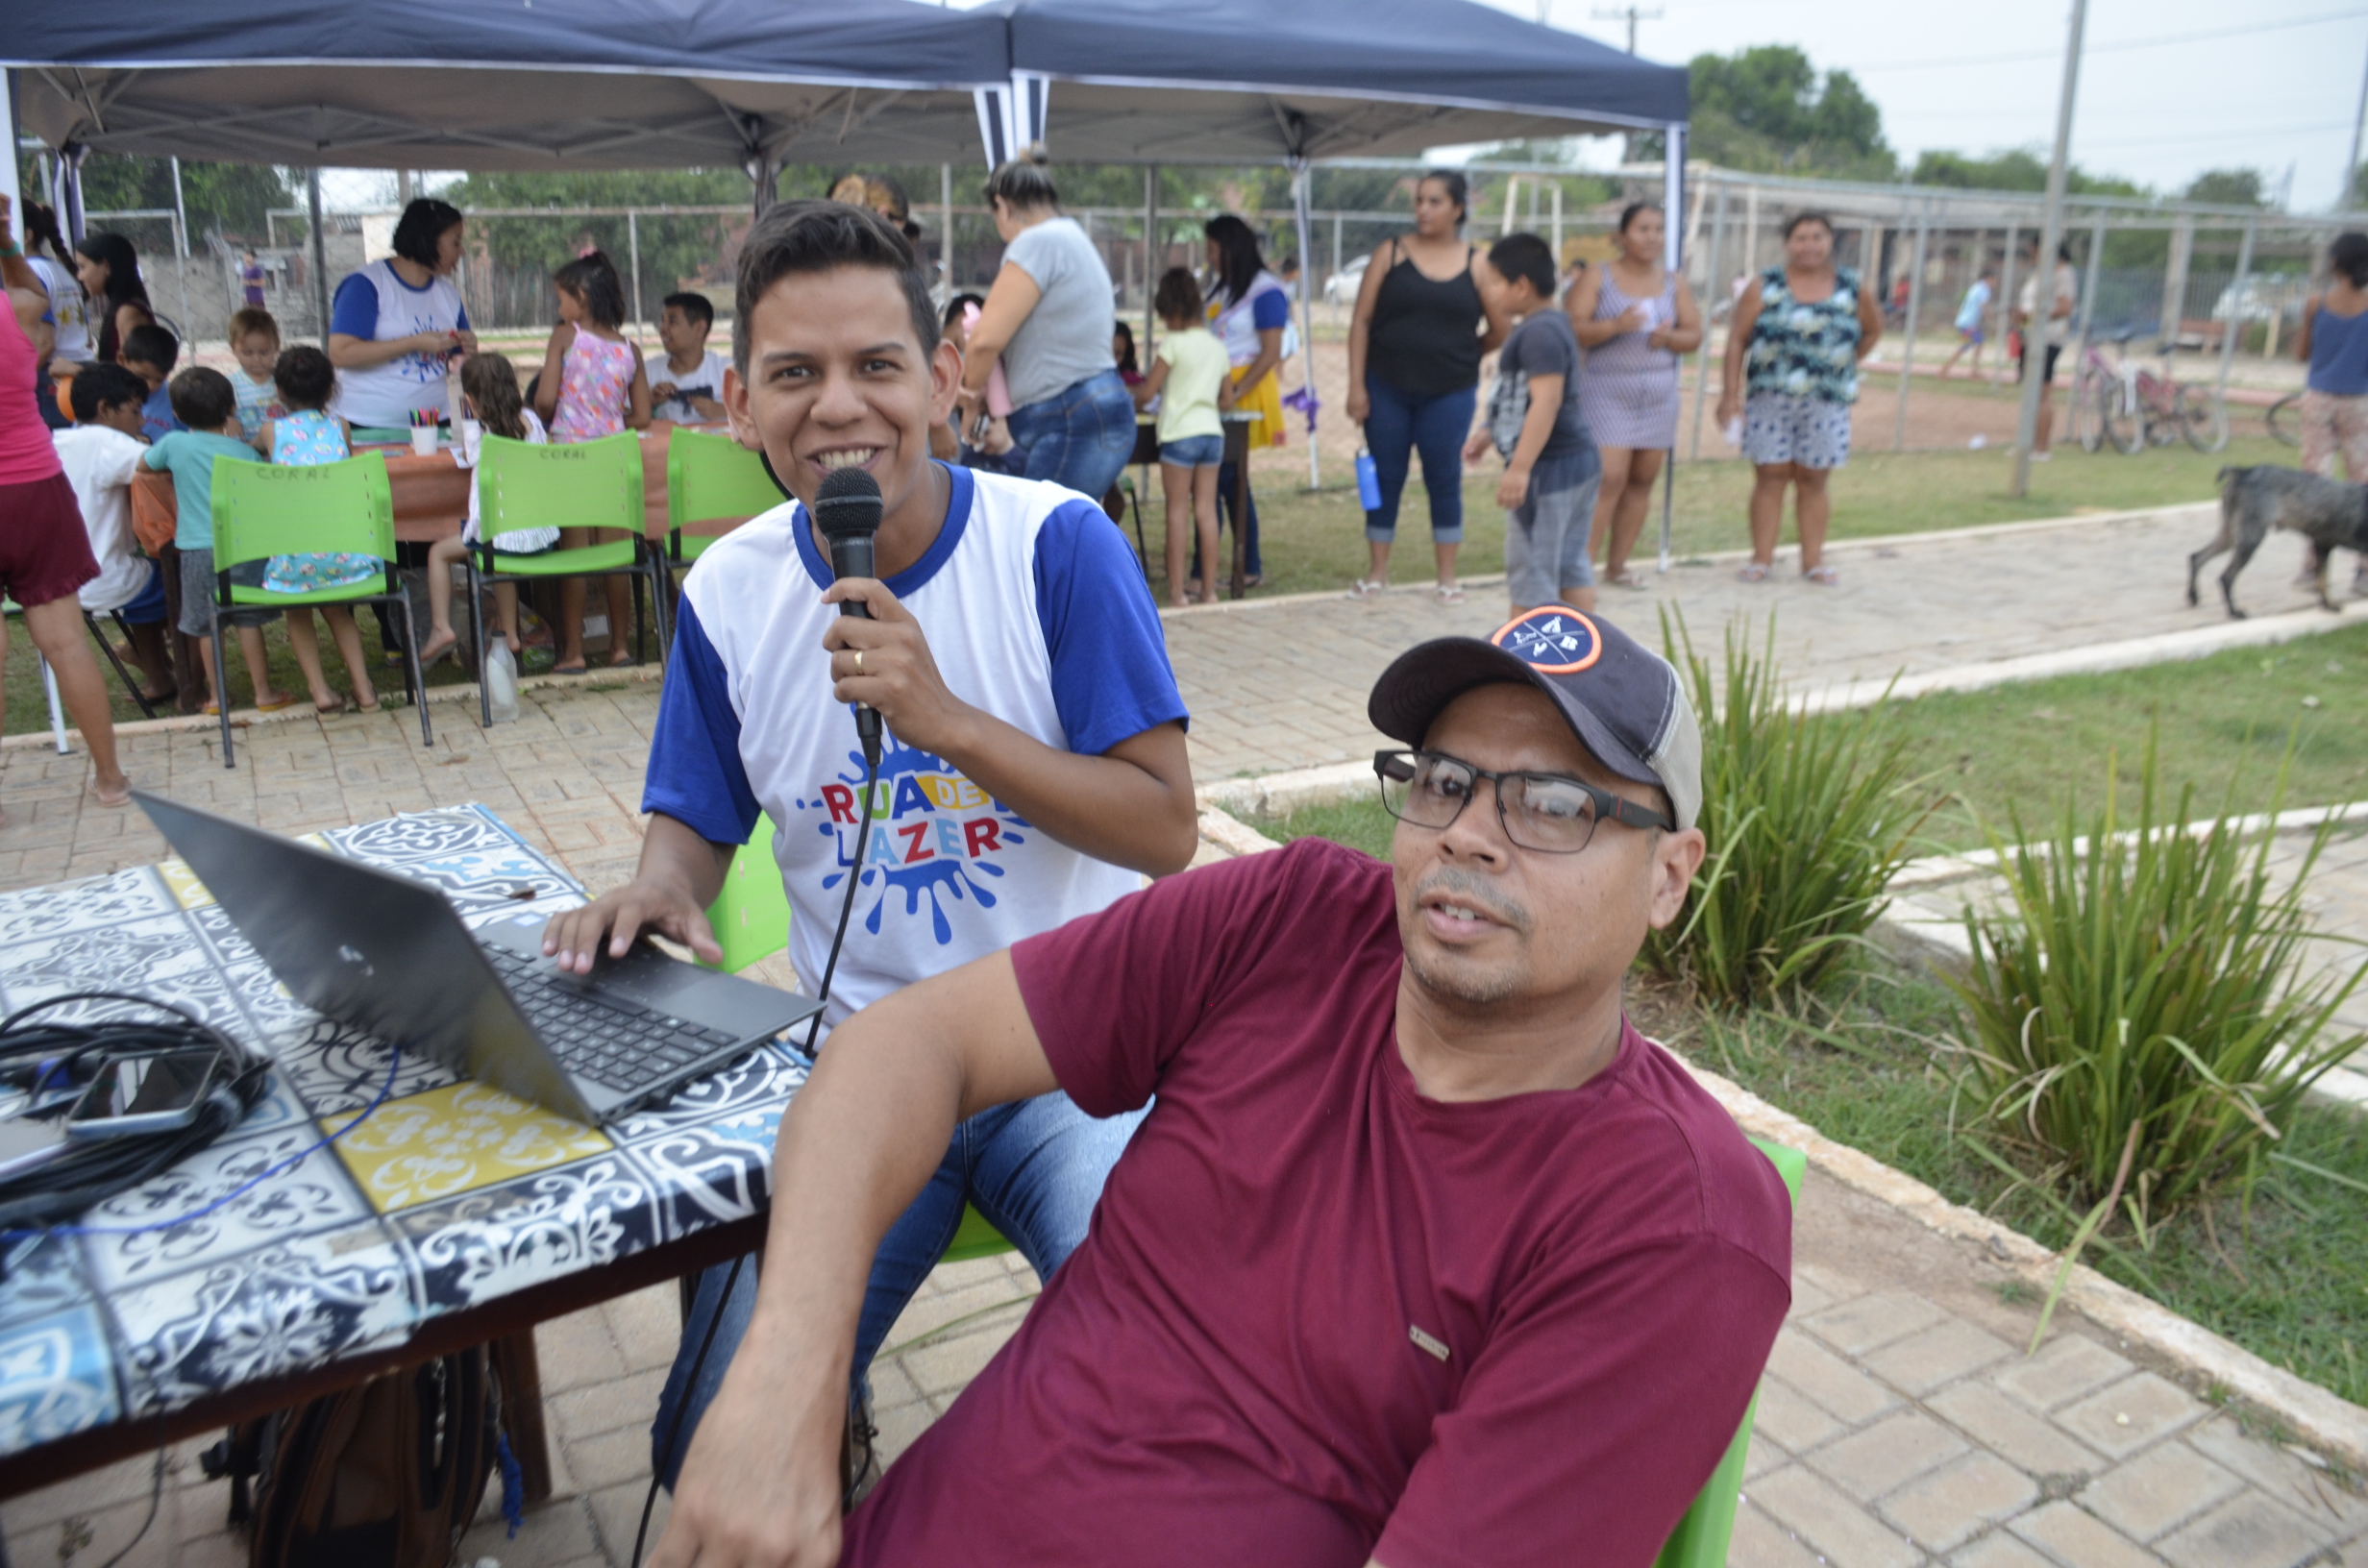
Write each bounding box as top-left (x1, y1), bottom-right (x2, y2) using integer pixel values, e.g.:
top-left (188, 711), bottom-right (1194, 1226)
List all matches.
top-left (1323, 256), bottom-right (1369, 306)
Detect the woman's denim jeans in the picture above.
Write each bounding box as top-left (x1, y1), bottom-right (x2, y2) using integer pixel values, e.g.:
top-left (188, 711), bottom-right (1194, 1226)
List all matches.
top-left (1005, 368), bottom-right (1138, 503)
top-left (1362, 376), bottom-right (1475, 544)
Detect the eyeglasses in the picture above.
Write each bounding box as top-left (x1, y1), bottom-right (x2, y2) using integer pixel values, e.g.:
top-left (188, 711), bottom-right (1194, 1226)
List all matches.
top-left (1373, 749), bottom-right (1672, 855)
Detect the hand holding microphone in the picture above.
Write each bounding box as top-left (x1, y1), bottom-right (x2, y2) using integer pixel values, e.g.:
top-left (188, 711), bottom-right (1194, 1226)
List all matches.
top-left (815, 469), bottom-right (966, 766)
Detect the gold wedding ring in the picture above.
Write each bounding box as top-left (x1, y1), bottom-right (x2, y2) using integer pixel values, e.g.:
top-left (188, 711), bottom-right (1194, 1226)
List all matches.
top-left (853, 649), bottom-right (865, 674)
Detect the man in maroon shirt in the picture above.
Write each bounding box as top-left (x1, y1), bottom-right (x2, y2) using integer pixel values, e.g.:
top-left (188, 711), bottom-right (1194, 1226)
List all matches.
top-left (650, 607), bottom-right (1794, 1568)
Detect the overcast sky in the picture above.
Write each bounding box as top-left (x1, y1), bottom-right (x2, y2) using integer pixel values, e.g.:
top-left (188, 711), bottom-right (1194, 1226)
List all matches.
top-left (1508, 0), bottom-right (2368, 208)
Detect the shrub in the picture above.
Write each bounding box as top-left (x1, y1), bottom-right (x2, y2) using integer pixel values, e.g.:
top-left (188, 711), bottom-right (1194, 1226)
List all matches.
top-left (1951, 731), bottom-right (2368, 1218)
top-left (1642, 613), bottom-right (1935, 1007)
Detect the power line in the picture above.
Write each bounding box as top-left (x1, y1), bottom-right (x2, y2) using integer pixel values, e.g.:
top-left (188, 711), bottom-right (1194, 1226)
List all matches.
top-left (1854, 7), bottom-right (2366, 73)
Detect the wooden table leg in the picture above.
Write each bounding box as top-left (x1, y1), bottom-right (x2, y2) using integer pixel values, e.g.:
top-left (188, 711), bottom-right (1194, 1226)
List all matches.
top-left (490, 1332), bottom-right (555, 1505)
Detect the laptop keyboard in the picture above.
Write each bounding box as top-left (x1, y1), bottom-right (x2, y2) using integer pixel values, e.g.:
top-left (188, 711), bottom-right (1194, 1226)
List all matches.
top-left (481, 946), bottom-right (743, 1090)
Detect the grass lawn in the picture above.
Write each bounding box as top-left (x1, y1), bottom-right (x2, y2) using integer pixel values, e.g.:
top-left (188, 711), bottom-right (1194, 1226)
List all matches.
top-left (1215, 433), bottom-right (2288, 602)
top-left (1861, 624), bottom-right (2368, 854)
top-left (1251, 798), bottom-right (2368, 1410)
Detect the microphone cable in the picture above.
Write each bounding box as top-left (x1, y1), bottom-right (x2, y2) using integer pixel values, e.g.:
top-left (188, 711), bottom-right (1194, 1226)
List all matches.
top-left (632, 755), bottom-right (877, 1567)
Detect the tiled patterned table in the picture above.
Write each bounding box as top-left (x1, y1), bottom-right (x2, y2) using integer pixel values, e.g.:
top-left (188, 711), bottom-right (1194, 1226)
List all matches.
top-left (0, 805), bottom-right (802, 1492)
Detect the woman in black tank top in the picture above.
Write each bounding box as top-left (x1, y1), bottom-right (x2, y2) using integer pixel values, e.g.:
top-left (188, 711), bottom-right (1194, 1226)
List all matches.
top-left (1344, 172), bottom-right (1507, 601)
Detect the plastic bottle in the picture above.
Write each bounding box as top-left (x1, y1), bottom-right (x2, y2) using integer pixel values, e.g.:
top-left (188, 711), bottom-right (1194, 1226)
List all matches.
top-left (484, 642), bottom-right (520, 724)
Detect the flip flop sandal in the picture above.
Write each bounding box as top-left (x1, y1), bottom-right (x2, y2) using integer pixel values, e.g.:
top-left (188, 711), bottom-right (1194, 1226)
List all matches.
top-left (1344, 578), bottom-right (1387, 600)
top-left (1736, 562), bottom-right (1772, 583)
top-left (1612, 569), bottom-right (1652, 590)
top-left (255, 695), bottom-right (297, 714)
top-left (312, 695), bottom-right (347, 718)
top-left (1432, 584), bottom-right (1467, 604)
top-left (1802, 565), bottom-right (1841, 586)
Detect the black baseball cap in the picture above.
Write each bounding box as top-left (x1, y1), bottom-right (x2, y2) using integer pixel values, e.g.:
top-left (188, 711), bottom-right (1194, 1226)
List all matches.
top-left (1368, 608), bottom-right (1703, 830)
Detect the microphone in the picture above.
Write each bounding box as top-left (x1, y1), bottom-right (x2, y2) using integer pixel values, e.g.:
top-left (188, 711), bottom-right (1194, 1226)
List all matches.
top-left (813, 467), bottom-right (884, 768)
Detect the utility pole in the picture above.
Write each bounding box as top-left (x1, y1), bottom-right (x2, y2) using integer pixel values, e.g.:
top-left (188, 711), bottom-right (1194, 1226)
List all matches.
top-left (1591, 3), bottom-right (1662, 53)
top-left (2010, 0), bottom-right (2088, 500)
top-left (2346, 31), bottom-right (2368, 210)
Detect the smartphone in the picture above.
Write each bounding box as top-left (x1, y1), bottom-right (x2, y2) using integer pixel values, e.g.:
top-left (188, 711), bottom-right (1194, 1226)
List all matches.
top-left (64, 1050), bottom-right (220, 1140)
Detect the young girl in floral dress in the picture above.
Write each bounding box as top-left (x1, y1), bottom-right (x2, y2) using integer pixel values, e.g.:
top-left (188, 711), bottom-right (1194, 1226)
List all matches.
top-left (257, 345), bottom-right (380, 713)
top-left (532, 250), bottom-right (651, 673)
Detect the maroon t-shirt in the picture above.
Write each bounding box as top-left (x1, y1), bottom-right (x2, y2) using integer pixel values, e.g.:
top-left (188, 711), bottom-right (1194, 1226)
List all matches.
top-left (841, 838), bottom-right (1792, 1568)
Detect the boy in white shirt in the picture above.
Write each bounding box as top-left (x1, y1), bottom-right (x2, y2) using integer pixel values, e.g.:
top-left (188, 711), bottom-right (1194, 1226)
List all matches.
top-left (650, 291), bottom-right (729, 424)
top-left (54, 362), bottom-right (175, 702)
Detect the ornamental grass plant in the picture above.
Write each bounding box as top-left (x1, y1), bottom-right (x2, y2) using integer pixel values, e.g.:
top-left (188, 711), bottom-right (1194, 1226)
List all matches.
top-left (1951, 732), bottom-right (2368, 1225)
top-left (1641, 613), bottom-right (1935, 1009)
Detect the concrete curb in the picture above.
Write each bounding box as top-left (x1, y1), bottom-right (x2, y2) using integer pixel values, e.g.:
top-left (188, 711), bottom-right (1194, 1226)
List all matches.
top-left (1, 662), bottom-right (667, 753)
top-left (1153, 501), bottom-right (2218, 621)
top-left (1189, 795), bottom-right (2368, 1472)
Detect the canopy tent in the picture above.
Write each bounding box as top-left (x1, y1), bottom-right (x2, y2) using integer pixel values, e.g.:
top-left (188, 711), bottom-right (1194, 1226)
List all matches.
top-left (5, 0), bottom-right (1006, 174)
top-left (989, 0), bottom-right (1686, 166)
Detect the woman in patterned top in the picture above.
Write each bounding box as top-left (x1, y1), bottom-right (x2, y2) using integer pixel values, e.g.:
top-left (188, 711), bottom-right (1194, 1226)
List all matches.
top-left (1714, 212), bottom-right (1882, 586)
top-left (257, 345), bottom-right (382, 715)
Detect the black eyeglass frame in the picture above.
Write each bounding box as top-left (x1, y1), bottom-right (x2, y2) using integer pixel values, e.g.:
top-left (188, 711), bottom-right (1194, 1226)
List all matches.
top-left (1371, 747), bottom-right (1674, 853)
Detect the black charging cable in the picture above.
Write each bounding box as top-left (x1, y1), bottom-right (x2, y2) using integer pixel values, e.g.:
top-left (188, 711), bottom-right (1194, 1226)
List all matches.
top-left (630, 758), bottom-right (877, 1566)
top-left (0, 993), bottom-right (271, 1245)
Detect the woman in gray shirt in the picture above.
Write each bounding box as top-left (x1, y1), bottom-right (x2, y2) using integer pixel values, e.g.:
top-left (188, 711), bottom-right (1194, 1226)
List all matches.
top-left (956, 149), bottom-right (1136, 502)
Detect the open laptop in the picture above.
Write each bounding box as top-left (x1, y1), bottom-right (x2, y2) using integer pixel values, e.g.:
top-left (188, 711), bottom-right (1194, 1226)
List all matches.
top-left (134, 793), bottom-right (820, 1126)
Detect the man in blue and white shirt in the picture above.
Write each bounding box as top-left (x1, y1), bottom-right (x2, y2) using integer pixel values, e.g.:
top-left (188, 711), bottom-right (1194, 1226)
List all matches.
top-left (542, 201), bottom-right (1197, 1492)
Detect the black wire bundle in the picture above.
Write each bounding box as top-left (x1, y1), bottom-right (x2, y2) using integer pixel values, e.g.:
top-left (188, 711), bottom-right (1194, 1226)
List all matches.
top-left (0, 992), bottom-right (268, 1241)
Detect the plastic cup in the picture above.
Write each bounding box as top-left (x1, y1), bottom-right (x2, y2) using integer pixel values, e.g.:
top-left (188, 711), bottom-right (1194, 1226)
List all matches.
top-left (409, 427), bottom-right (437, 458)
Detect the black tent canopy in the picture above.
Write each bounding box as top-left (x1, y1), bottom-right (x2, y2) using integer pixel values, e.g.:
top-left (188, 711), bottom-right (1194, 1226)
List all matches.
top-left (995, 0), bottom-right (1687, 166)
top-left (7, 0), bottom-right (1007, 172)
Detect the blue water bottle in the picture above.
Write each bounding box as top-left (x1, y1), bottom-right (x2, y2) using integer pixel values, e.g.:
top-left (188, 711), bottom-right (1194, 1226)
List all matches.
top-left (1354, 445), bottom-right (1382, 512)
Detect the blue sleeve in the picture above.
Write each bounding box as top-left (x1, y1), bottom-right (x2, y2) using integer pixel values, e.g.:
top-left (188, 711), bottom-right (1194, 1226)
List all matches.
top-left (1251, 289), bottom-right (1292, 331)
top-left (328, 274), bottom-right (381, 339)
top-left (640, 597), bottom-right (760, 845)
top-left (1032, 499), bottom-right (1190, 756)
top-left (456, 301), bottom-right (472, 332)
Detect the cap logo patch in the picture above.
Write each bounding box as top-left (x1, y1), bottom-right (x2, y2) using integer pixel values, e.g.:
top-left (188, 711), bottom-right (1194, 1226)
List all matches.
top-left (1492, 608), bottom-right (1603, 674)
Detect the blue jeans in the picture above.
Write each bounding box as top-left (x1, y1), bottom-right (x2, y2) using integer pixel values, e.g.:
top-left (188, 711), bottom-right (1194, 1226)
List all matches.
top-left (650, 1089), bottom-right (1145, 1488)
top-left (1362, 377), bottom-right (1475, 545)
top-left (1005, 368), bottom-right (1138, 502)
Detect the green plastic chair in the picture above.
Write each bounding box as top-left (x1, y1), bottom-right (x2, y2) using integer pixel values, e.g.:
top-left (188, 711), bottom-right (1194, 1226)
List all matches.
top-left (700, 815), bottom-right (791, 974)
top-left (702, 832), bottom-right (1024, 1266)
top-left (208, 452), bottom-right (430, 769)
top-left (667, 428), bottom-right (780, 568)
top-left (1653, 1136), bottom-right (1806, 1568)
top-left (470, 431), bottom-right (669, 727)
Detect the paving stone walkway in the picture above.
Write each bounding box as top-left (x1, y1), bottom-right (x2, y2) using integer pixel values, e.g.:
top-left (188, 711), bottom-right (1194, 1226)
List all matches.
top-left (3, 506), bottom-right (2365, 1566)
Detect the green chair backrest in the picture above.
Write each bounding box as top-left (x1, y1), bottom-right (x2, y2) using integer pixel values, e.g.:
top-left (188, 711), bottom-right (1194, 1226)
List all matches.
top-left (942, 1204), bottom-right (1014, 1263)
top-left (480, 430), bottom-right (644, 544)
top-left (701, 815), bottom-right (790, 974)
top-left (1653, 1136), bottom-right (1806, 1568)
top-left (210, 452), bottom-right (396, 575)
top-left (668, 429), bottom-right (779, 561)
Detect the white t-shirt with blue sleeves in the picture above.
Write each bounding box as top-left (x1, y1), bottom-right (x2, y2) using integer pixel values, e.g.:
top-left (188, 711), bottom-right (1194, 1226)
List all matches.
top-left (644, 463), bottom-right (1187, 1033)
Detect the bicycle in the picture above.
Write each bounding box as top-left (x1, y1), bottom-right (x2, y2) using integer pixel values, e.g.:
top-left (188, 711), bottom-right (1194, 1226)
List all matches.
top-left (2070, 330), bottom-right (2228, 454)
top-left (2267, 389), bottom-right (2302, 447)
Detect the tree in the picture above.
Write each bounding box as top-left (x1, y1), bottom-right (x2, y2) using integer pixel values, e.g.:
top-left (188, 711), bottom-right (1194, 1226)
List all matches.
top-left (1910, 147), bottom-right (2145, 201)
top-left (1682, 46), bottom-right (1895, 180)
top-left (2182, 168), bottom-right (2266, 208)
top-left (70, 155), bottom-right (296, 245)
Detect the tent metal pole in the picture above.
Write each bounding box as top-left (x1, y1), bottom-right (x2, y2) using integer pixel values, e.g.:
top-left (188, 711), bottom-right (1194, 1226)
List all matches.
top-left (1551, 184), bottom-right (1562, 265)
top-left (169, 158), bottom-right (190, 257)
top-left (628, 210), bottom-right (642, 337)
top-left (1660, 125), bottom-right (1684, 573)
top-left (1294, 162), bottom-right (1320, 489)
top-left (308, 169), bottom-right (331, 347)
top-left (1688, 177), bottom-right (1725, 461)
top-left (941, 163), bottom-right (953, 288)
top-left (0, 71), bottom-right (20, 249)
top-left (1143, 166), bottom-right (1157, 361)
